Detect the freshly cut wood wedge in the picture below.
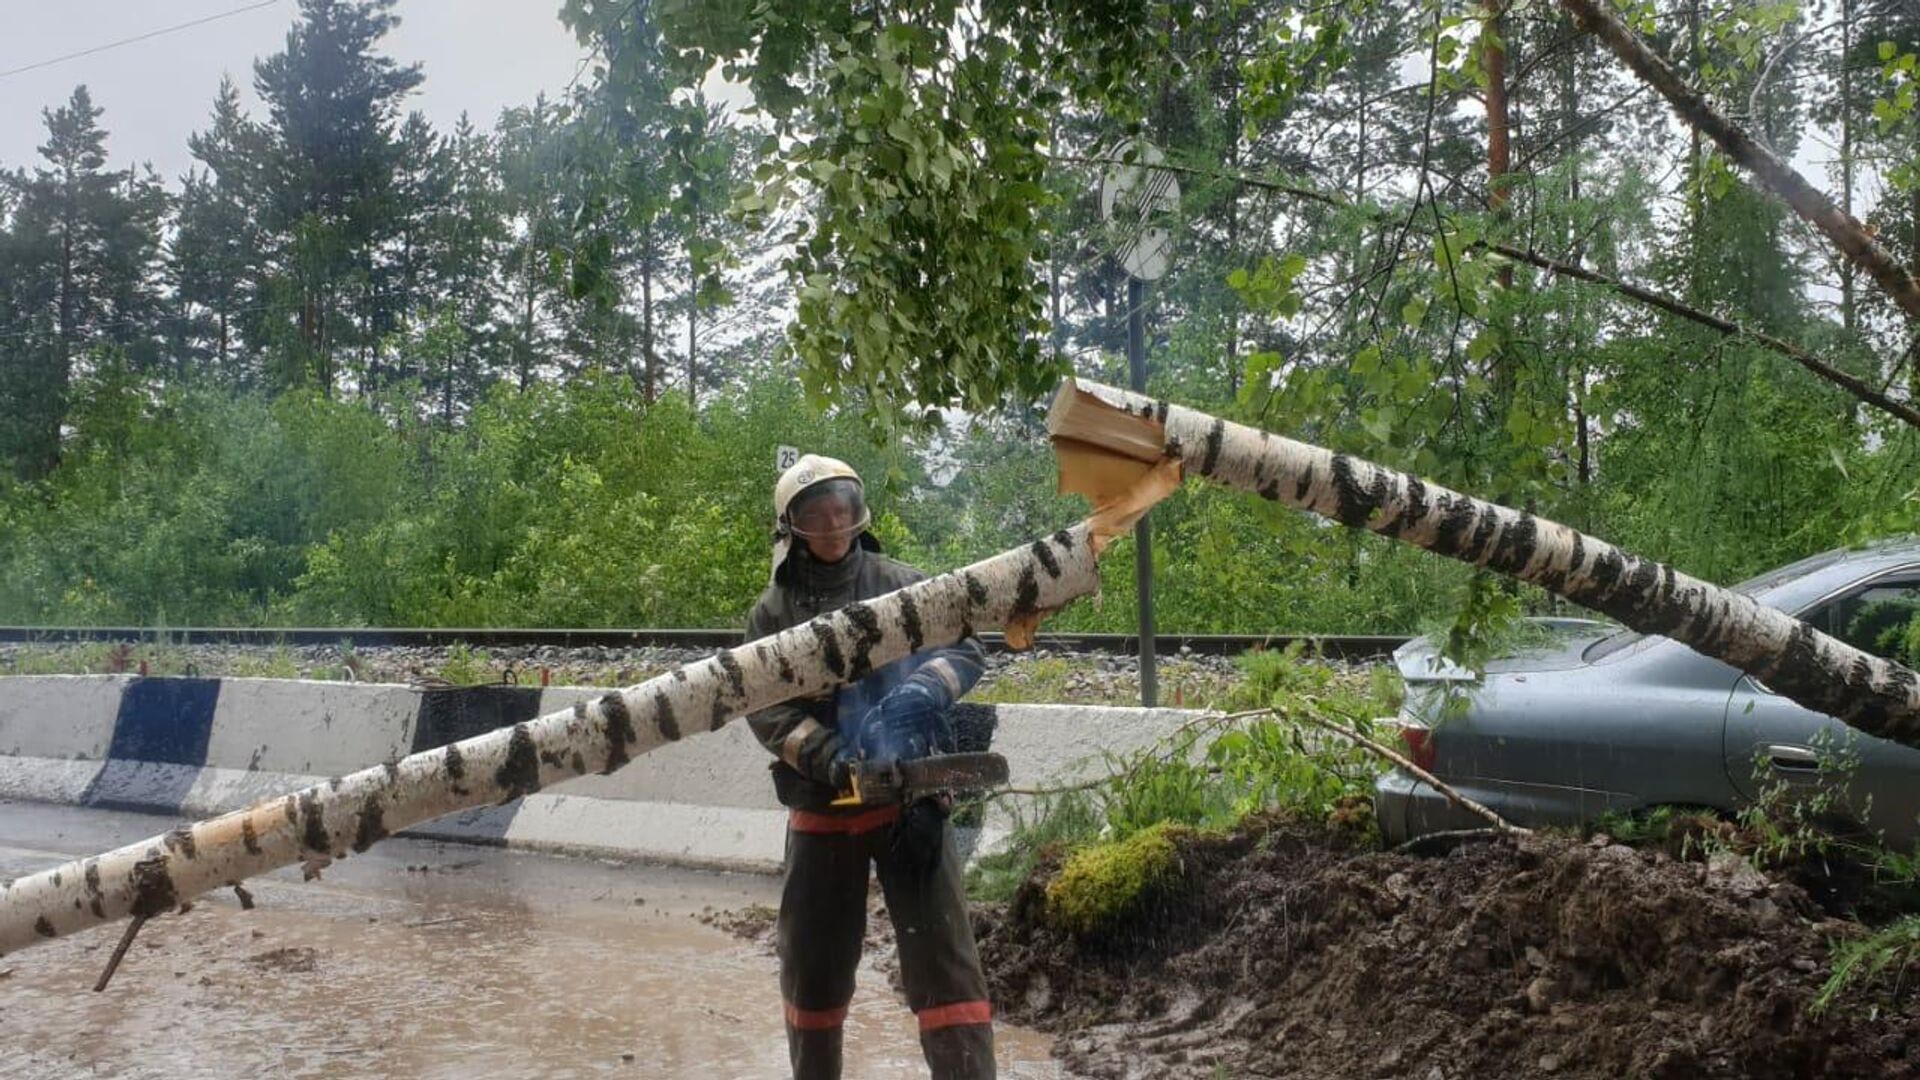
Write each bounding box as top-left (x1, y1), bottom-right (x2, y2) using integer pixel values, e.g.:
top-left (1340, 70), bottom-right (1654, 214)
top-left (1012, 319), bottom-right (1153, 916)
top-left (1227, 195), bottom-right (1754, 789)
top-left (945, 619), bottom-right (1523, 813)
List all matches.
top-left (1046, 384), bottom-right (1183, 549)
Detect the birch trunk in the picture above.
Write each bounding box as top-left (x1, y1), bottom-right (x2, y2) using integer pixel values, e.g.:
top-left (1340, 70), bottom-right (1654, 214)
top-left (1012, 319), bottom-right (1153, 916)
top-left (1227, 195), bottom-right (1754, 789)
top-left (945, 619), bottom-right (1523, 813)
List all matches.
top-left (0, 527), bottom-right (1100, 958)
top-left (1052, 380), bottom-right (1920, 749)
top-left (1559, 0), bottom-right (1920, 322)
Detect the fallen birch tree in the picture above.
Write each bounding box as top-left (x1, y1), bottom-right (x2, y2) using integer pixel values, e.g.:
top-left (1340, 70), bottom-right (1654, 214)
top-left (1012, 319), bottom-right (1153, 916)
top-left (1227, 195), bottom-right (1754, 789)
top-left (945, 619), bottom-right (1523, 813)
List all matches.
top-left (1050, 379), bottom-right (1920, 749)
top-left (0, 525), bottom-right (1112, 959)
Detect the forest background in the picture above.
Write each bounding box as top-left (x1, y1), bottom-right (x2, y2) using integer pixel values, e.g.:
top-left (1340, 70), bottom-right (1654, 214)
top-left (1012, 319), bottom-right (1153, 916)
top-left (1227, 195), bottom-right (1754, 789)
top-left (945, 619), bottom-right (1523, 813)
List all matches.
top-left (1, 0), bottom-right (1917, 636)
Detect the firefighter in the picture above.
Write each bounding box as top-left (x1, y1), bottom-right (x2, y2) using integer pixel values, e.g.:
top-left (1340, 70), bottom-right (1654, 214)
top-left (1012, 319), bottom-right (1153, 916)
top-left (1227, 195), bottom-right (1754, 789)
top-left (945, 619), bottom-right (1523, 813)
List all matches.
top-left (744, 454), bottom-right (995, 1080)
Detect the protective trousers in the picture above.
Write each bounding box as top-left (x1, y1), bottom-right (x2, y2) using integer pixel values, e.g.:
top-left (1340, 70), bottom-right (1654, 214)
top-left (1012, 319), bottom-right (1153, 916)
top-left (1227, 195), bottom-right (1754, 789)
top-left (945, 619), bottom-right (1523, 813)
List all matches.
top-left (778, 804), bottom-right (995, 1080)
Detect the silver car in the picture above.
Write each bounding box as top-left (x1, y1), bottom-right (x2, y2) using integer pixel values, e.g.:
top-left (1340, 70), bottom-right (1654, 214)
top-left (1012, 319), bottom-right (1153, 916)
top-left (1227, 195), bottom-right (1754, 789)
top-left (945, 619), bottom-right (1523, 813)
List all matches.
top-left (1374, 540), bottom-right (1920, 849)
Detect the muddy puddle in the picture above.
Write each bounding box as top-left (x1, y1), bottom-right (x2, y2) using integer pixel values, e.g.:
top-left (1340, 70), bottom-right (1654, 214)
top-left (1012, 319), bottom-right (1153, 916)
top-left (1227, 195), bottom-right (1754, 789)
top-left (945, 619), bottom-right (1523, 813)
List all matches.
top-left (0, 802), bottom-right (1062, 1079)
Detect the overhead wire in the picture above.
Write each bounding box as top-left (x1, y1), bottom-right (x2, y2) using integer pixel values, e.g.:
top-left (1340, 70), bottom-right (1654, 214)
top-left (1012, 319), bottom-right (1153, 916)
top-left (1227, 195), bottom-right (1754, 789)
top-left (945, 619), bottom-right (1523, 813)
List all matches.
top-left (0, 0), bottom-right (287, 82)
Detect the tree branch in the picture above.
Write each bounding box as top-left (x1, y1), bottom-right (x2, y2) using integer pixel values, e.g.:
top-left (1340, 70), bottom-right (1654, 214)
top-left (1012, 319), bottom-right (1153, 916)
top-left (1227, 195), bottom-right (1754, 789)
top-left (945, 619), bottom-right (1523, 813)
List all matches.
top-left (1047, 152), bottom-right (1920, 431)
top-left (1559, 0), bottom-right (1920, 322)
top-left (1284, 707), bottom-right (1528, 834)
top-left (1486, 242), bottom-right (1920, 429)
top-left (1056, 380), bottom-right (1920, 748)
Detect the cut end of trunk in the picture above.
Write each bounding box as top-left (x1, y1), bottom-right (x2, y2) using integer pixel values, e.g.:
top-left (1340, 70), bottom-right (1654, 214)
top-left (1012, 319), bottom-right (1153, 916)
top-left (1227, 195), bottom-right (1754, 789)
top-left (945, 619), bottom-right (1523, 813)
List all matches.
top-left (1047, 380), bottom-right (1167, 465)
top-left (1047, 380), bottom-right (1183, 551)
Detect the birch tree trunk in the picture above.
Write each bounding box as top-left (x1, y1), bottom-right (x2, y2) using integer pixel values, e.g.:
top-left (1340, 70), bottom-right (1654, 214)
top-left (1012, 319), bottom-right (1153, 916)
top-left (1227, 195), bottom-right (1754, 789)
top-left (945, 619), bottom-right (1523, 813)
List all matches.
top-left (1559, 0), bottom-right (1920, 322)
top-left (1052, 380), bottom-right (1920, 749)
top-left (0, 527), bottom-right (1100, 958)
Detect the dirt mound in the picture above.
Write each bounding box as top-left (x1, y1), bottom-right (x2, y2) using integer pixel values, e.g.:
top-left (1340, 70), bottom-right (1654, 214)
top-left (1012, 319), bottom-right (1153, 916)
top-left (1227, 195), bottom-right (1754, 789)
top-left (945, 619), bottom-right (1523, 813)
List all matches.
top-left (977, 822), bottom-right (1920, 1079)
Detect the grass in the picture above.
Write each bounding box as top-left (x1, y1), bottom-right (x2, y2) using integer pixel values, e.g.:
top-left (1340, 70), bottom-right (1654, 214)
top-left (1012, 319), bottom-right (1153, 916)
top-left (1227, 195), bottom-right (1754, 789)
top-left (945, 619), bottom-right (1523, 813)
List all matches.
top-left (0, 638), bottom-right (676, 687)
top-left (968, 654), bottom-right (1245, 707)
top-left (968, 656), bottom-right (1077, 704)
top-left (1816, 915), bottom-right (1920, 1013)
top-left (0, 638), bottom-right (201, 676)
top-left (967, 645), bottom-right (1402, 906)
top-left (223, 643), bottom-right (303, 680)
top-left (437, 643), bottom-right (494, 686)
top-left (967, 789), bottom-right (1103, 903)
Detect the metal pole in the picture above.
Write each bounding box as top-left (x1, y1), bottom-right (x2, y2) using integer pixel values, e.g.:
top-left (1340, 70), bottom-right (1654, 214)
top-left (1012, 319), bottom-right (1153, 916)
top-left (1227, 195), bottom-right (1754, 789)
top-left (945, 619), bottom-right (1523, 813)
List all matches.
top-left (1127, 275), bottom-right (1157, 708)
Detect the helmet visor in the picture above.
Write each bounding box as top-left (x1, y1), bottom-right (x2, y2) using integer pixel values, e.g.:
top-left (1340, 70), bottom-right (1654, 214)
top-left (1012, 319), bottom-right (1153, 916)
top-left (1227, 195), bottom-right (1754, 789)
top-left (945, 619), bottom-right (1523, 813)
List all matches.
top-left (786, 478), bottom-right (869, 542)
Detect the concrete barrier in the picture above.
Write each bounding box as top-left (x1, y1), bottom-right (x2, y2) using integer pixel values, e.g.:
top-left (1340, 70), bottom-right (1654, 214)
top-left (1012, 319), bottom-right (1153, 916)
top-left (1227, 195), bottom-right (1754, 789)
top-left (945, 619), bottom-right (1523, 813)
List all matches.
top-left (0, 675), bottom-right (1202, 872)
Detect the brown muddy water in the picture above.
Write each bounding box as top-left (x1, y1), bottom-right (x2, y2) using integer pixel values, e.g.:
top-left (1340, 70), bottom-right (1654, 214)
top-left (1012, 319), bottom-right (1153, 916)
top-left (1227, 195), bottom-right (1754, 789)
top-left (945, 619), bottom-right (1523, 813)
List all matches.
top-left (0, 802), bottom-right (1062, 1079)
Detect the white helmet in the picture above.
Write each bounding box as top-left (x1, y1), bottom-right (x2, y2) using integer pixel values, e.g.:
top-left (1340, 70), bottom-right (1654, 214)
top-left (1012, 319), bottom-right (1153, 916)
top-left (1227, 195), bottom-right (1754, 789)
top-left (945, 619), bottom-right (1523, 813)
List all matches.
top-left (770, 454), bottom-right (873, 584)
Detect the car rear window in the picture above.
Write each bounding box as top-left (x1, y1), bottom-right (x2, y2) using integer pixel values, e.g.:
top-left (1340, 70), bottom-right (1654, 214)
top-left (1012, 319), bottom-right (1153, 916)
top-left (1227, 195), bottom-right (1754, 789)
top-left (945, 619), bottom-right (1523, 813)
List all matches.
top-left (1725, 548), bottom-right (1852, 597)
top-left (1582, 629), bottom-right (1642, 662)
top-left (1580, 548), bottom-right (1860, 663)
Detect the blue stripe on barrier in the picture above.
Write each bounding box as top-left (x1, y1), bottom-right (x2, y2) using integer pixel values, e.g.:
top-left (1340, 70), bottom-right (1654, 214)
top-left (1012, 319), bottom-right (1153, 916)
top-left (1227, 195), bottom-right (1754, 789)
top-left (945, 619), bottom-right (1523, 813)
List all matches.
top-left (404, 686), bottom-right (546, 842)
top-left (80, 677), bottom-right (221, 813)
top-left (104, 677), bottom-right (221, 766)
top-left (950, 702), bottom-right (998, 755)
top-left (409, 686), bottom-right (546, 754)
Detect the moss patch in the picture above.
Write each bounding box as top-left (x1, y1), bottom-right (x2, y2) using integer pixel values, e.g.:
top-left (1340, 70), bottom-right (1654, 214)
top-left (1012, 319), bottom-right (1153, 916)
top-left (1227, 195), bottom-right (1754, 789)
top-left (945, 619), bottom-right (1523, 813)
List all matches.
top-left (1043, 822), bottom-right (1186, 936)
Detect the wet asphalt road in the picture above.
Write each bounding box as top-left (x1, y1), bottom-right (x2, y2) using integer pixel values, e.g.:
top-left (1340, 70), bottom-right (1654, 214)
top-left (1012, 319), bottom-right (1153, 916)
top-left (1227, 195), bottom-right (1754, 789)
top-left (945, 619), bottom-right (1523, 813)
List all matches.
top-left (0, 802), bottom-right (1062, 1079)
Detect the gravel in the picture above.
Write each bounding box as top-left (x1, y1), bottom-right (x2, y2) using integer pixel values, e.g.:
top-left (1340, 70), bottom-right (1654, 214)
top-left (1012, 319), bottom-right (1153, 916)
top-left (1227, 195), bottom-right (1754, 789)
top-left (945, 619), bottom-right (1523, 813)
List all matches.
top-left (0, 639), bottom-right (1379, 707)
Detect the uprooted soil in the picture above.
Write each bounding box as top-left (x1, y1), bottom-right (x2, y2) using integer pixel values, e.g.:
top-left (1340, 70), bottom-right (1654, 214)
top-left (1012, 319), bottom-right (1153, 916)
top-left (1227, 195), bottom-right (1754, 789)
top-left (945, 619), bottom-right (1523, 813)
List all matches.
top-left (975, 821), bottom-right (1920, 1079)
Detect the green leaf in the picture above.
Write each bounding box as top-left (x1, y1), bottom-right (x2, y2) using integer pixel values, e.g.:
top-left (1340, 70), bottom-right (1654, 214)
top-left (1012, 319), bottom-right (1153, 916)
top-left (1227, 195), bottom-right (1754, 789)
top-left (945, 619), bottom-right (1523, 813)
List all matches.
top-left (1360, 410), bottom-right (1393, 443)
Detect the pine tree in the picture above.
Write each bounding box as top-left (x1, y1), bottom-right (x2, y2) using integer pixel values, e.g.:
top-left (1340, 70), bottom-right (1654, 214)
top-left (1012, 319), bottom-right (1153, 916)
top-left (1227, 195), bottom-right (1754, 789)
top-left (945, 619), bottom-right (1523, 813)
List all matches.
top-left (495, 95), bottom-right (572, 391)
top-left (0, 87), bottom-right (164, 479)
top-left (251, 0), bottom-right (424, 394)
top-left (173, 78), bottom-right (267, 385)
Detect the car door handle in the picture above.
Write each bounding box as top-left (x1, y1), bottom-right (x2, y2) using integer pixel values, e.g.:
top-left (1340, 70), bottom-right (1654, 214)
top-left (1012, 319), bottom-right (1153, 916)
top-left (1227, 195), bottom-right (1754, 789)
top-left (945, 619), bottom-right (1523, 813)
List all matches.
top-left (1766, 744), bottom-right (1821, 772)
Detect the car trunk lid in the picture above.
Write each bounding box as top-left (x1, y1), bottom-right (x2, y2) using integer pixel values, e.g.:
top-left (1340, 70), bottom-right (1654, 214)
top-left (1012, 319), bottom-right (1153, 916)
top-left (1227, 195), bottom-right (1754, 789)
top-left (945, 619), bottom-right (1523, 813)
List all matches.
top-left (1393, 617), bottom-right (1617, 684)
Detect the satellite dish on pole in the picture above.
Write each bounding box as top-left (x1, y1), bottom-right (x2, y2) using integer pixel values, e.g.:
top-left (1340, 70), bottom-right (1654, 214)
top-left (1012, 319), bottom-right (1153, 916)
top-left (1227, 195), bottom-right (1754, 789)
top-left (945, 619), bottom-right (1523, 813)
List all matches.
top-left (1098, 139), bottom-right (1179, 281)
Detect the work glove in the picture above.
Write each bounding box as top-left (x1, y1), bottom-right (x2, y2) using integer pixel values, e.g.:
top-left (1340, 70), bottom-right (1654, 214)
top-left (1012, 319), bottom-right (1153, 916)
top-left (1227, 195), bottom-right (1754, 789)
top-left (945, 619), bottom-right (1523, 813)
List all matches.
top-left (856, 653), bottom-right (986, 763)
top-left (820, 735), bottom-right (861, 789)
top-left (890, 795), bottom-right (949, 877)
top-left (780, 722), bottom-right (859, 790)
top-left (858, 680), bottom-right (950, 763)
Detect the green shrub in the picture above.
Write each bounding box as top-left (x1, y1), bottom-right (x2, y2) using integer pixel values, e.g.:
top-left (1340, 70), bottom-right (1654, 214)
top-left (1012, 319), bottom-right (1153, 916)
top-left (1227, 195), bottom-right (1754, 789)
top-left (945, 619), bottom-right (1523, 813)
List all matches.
top-left (972, 651), bottom-right (1398, 903)
top-left (438, 643), bottom-right (493, 686)
top-left (966, 789), bottom-right (1102, 903)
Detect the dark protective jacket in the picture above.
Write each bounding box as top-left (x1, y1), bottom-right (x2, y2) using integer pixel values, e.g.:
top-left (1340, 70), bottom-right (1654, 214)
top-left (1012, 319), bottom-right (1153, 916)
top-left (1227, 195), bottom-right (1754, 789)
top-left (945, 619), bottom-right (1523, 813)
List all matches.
top-left (744, 541), bottom-right (987, 809)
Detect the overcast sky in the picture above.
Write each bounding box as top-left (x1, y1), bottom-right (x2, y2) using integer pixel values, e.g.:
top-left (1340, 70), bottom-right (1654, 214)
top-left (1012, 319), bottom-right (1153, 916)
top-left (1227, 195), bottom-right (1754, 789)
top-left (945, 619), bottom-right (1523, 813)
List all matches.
top-left (1, 0), bottom-right (590, 185)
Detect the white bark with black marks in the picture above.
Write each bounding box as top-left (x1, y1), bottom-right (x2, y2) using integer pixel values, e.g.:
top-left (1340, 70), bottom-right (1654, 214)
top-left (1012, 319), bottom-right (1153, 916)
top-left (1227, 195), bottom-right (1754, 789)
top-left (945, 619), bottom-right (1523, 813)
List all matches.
top-left (1058, 380), bottom-right (1920, 749)
top-left (0, 527), bottom-right (1100, 958)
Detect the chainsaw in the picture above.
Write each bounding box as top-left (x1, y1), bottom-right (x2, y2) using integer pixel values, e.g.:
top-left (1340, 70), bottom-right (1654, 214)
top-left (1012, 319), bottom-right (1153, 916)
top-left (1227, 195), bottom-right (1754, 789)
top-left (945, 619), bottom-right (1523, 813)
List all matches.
top-left (830, 751), bottom-right (1010, 808)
